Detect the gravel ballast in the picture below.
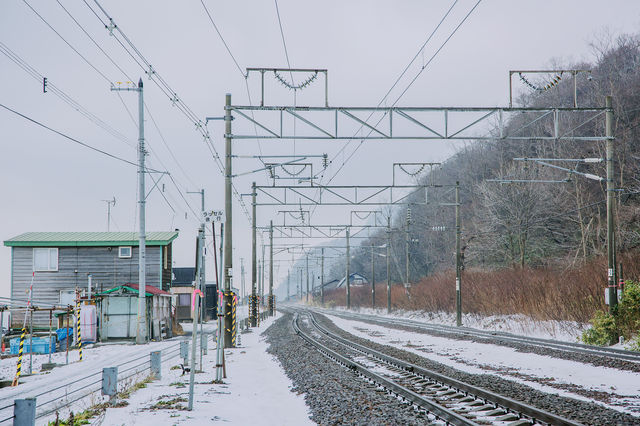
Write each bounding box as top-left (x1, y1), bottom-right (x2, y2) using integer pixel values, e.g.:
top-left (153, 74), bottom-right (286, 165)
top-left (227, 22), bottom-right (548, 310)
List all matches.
top-left (312, 312), bottom-right (639, 426)
top-left (264, 312), bottom-right (436, 425)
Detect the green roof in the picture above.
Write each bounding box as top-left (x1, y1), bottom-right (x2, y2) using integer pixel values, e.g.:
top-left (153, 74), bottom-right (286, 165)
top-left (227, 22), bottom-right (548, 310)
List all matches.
top-left (4, 231), bottom-right (178, 247)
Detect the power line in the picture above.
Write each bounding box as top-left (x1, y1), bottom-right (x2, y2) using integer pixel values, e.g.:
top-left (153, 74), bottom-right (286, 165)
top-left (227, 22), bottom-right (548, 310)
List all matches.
top-left (21, 0), bottom-right (112, 83)
top-left (0, 102), bottom-right (146, 169)
top-left (199, 0), bottom-right (246, 78)
top-left (54, 0), bottom-right (135, 82)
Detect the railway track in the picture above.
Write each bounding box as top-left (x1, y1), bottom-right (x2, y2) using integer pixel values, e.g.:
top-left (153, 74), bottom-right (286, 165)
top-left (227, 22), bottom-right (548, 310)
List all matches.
top-left (312, 308), bottom-right (640, 363)
top-left (292, 309), bottom-right (582, 426)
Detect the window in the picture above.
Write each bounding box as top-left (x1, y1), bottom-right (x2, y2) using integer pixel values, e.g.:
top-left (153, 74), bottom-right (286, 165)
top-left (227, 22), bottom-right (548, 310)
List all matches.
top-left (60, 290), bottom-right (75, 306)
top-left (178, 294), bottom-right (191, 307)
top-left (118, 246), bottom-right (132, 258)
top-left (33, 248), bottom-right (58, 272)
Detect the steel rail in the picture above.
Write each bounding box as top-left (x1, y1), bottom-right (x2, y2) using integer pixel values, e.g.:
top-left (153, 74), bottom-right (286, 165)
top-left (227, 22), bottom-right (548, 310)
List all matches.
top-left (316, 309), bottom-right (640, 362)
top-left (303, 310), bottom-right (582, 426)
top-left (291, 313), bottom-right (476, 425)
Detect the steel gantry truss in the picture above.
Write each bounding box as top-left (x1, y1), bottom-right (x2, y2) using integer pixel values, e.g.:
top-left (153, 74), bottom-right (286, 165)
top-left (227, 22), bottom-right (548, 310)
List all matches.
top-left (229, 105), bottom-right (608, 141)
top-left (223, 92), bottom-right (612, 333)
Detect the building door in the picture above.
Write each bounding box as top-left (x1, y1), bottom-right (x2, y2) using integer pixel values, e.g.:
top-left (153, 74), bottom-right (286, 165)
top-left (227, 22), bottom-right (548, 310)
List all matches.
top-left (104, 296), bottom-right (136, 338)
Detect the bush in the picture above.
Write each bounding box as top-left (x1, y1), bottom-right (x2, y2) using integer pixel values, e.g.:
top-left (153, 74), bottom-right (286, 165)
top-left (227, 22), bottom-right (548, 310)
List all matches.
top-left (581, 280), bottom-right (640, 348)
top-left (581, 310), bottom-right (618, 346)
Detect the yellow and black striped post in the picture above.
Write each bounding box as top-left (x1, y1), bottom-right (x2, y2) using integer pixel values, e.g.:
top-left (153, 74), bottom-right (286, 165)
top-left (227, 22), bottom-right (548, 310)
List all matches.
top-left (12, 327), bottom-right (27, 386)
top-left (231, 294), bottom-right (237, 347)
top-left (76, 301), bottom-right (82, 362)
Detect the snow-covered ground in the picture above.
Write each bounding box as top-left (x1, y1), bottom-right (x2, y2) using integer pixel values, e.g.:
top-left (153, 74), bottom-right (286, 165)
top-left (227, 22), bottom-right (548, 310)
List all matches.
top-left (99, 313), bottom-right (311, 425)
top-left (325, 313), bottom-right (640, 417)
top-left (327, 306), bottom-right (585, 342)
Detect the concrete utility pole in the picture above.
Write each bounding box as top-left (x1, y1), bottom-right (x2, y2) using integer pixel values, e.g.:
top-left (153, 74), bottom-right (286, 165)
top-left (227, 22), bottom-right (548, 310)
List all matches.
top-left (371, 245), bottom-right (375, 308)
top-left (261, 244), bottom-right (266, 304)
top-left (251, 182), bottom-right (257, 326)
top-left (268, 221), bottom-right (274, 315)
top-left (286, 270), bottom-right (290, 301)
top-left (320, 248), bottom-right (325, 305)
top-left (306, 254), bottom-right (309, 303)
top-left (387, 216), bottom-right (391, 314)
top-left (455, 181), bottom-right (462, 327)
top-left (298, 268), bottom-right (302, 300)
top-left (102, 197), bottom-right (116, 232)
top-left (346, 229), bottom-right (351, 309)
top-left (223, 93), bottom-right (233, 348)
top-left (188, 228), bottom-right (203, 410)
top-left (240, 258), bottom-right (245, 306)
top-left (606, 96), bottom-right (617, 314)
top-left (111, 79), bottom-right (147, 344)
top-left (405, 208), bottom-right (411, 289)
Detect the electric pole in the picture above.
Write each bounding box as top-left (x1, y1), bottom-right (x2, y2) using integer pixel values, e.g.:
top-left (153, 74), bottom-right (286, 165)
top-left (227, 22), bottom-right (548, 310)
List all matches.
top-left (102, 197), bottom-right (116, 232)
top-left (306, 254), bottom-right (309, 303)
top-left (251, 182), bottom-right (257, 326)
top-left (269, 220), bottom-right (274, 315)
top-left (387, 215), bottom-right (391, 313)
top-left (455, 181), bottom-right (462, 327)
top-left (405, 208), bottom-right (411, 296)
top-left (320, 248), bottom-right (325, 305)
top-left (371, 245), bottom-right (375, 308)
top-left (112, 78), bottom-right (147, 344)
top-left (346, 228), bottom-right (351, 309)
top-left (240, 258), bottom-right (245, 306)
top-left (606, 96), bottom-right (617, 314)
top-left (287, 270), bottom-right (290, 301)
top-left (223, 93), bottom-right (233, 348)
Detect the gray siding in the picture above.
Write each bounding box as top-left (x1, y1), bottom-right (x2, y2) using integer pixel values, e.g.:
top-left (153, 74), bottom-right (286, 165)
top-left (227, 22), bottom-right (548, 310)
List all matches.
top-left (11, 246), bottom-right (162, 327)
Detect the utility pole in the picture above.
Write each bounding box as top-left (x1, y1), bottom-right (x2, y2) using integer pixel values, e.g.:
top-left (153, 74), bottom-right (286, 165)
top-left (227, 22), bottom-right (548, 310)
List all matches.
top-left (320, 248), bottom-right (325, 305)
top-left (188, 228), bottom-right (203, 410)
top-left (240, 258), bottom-right (245, 306)
top-left (606, 96), bottom-right (617, 314)
top-left (298, 268), bottom-right (302, 300)
top-left (306, 254), bottom-right (309, 303)
top-left (268, 221), bottom-right (274, 315)
top-left (250, 182), bottom-right (257, 326)
top-left (455, 181), bottom-right (462, 327)
top-left (387, 216), bottom-right (391, 314)
top-left (188, 189), bottom-right (206, 325)
top-left (405, 208), bottom-right (411, 290)
top-left (102, 197), bottom-right (116, 232)
top-left (261, 244), bottom-right (266, 305)
top-left (286, 270), bottom-right (290, 301)
top-left (223, 93), bottom-right (233, 348)
top-left (371, 245), bottom-right (375, 308)
top-left (112, 78), bottom-right (146, 345)
top-left (346, 228), bottom-right (351, 309)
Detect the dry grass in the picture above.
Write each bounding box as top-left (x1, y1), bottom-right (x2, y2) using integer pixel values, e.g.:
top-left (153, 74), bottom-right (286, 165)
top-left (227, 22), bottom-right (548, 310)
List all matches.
top-left (321, 252), bottom-right (640, 323)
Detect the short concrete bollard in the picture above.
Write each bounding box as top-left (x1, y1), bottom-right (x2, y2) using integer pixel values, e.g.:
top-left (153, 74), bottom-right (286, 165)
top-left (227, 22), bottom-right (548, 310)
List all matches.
top-left (14, 398), bottom-right (36, 426)
top-left (150, 351), bottom-right (161, 379)
top-left (180, 340), bottom-right (189, 366)
top-left (102, 367), bottom-right (118, 405)
top-left (201, 333), bottom-right (208, 355)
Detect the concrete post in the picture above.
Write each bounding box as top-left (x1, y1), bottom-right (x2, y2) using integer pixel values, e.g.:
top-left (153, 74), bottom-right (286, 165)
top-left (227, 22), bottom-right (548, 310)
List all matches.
top-left (223, 93), bottom-right (234, 348)
top-left (14, 398), bottom-right (36, 426)
top-left (150, 351), bottom-right (161, 379)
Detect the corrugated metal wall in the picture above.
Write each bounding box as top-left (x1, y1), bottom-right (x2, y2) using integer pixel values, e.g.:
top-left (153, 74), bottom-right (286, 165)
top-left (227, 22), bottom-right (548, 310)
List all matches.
top-left (10, 245), bottom-right (163, 328)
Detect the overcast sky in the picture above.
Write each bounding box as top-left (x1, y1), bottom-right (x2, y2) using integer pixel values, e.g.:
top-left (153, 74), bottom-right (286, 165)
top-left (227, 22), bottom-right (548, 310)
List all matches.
top-left (1, 0), bottom-right (640, 299)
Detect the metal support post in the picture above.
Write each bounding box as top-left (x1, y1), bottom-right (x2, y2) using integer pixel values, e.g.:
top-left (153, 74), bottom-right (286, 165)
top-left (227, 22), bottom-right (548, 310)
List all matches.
top-left (606, 96), bottom-right (617, 314)
top-left (150, 351), bottom-right (161, 379)
top-left (223, 93), bottom-right (234, 348)
top-left (346, 229), bottom-right (351, 309)
top-left (251, 182), bottom-right (257, 326)
top-left (306, 254), bottom-right (309, 303)
top-left (188, 228), bottom-right (203, 410)
top-left (14, 398), bottom-right (36, 426)
top-left (371, 246), bottom-right (375, 308)
top-left (387, 216), bottom-right (391, 313)
top-left (287, 270), bottom-right (290, 301)
top-left (320, 248), bottom-right (325, 305)
top-left (299, 268), bottom-right (302, 300)
top-left (405, 212), bottom-right (410, 289)
top-left (269, 221), bottom-right (274, 315)
top-left (455, 182), bottom-right (462, 327)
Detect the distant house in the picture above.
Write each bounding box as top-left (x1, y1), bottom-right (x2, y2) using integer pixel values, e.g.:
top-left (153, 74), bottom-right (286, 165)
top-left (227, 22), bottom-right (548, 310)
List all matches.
top-left (171, 267), bottom-right (195, 322)
top-left (315, 273), bottom-right (369, 294)
top-left (4, 231), bottom-right (178, 328)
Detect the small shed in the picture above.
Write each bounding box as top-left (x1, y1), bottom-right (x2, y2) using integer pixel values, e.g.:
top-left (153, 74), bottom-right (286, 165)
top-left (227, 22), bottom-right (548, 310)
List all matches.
top-left (96, 283), bottom-right (172, 341)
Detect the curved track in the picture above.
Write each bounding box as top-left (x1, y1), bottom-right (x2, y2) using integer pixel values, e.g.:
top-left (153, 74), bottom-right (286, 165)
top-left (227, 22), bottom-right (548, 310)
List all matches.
top-left (292, 309), bottom-right (582, 426)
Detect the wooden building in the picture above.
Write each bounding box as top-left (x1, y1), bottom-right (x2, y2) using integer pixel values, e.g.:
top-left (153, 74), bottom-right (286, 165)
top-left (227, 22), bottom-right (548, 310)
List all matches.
top-left (3, 231), bottom-right (178, 329)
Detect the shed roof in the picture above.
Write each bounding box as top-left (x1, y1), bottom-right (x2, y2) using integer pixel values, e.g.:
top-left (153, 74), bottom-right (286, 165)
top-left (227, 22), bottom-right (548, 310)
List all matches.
top-left (96, 283), bottom-right (171, 297)
top-left (4, 231), bottom-right (178, 247)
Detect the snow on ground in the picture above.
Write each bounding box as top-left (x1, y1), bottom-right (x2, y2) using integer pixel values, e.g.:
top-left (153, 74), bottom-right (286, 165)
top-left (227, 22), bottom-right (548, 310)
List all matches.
top-left (325, 313), bottom-right (640, 417)
top-left (328, 306), bottom-right (585, 342)
top-left (99, 313), bottom-right (312, 425)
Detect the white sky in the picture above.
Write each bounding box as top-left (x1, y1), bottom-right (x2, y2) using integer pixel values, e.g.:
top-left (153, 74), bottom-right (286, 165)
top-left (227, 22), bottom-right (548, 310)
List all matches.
top-left (1, 0), bottom-right (640, 299)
